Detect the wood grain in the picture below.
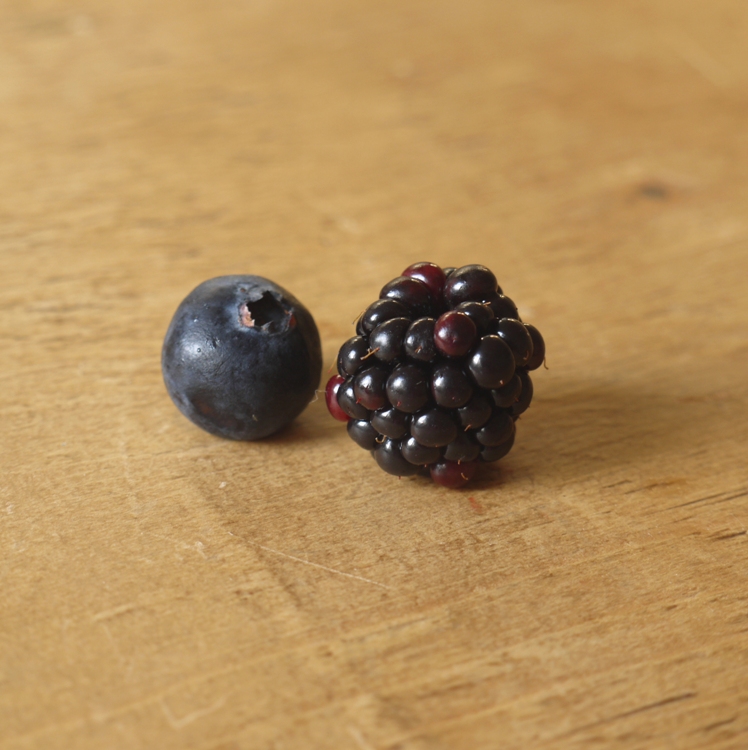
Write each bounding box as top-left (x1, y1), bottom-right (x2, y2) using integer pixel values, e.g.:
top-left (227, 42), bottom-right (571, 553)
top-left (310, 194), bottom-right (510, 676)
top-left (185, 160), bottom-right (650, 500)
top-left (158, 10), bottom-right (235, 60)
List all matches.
top-left (1, 1), bottom-right (747, 748)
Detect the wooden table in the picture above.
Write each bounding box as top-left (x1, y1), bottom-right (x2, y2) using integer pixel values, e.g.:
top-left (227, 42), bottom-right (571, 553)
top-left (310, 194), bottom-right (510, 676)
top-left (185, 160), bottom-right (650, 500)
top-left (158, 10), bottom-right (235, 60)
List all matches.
top-left (2, 1), bottom-right (747, 747)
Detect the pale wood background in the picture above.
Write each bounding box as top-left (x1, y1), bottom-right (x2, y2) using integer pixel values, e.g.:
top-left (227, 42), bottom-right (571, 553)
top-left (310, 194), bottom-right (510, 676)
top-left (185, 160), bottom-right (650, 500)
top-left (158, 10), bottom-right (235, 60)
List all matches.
top-left (1, 1), bottom-right (747, 748)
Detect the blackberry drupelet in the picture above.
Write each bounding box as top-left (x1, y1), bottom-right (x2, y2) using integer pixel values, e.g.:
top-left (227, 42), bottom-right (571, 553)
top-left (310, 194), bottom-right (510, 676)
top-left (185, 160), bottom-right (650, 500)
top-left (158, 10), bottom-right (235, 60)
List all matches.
top-left (325, 262), bottom-right (545, 488)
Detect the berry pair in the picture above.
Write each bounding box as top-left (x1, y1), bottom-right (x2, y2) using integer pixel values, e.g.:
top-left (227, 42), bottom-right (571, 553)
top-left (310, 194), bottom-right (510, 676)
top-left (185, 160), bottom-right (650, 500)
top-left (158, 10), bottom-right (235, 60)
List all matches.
top-left (325, 263), bottom-right (545, 488)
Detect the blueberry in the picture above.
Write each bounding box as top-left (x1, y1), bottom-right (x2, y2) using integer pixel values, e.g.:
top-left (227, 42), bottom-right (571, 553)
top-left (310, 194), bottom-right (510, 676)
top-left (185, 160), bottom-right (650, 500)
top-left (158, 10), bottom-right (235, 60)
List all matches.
top-left (162, 275), bottom-right (322, 440)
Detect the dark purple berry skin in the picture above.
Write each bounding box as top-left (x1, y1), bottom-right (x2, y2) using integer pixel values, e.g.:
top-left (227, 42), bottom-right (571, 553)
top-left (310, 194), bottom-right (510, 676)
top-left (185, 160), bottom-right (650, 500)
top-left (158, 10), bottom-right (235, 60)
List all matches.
top-left (162, 275), bottom-right (321, 440)
top-left (330, 262), bottom-right (543, 487)
top-left (475, 409), bottom-right (515, 447)
top-left (524, 324), bottom-right (546, 371)
top-left (486, 293), bottom-right (520, 321)
top-left (443, 431), bottom-right (481, 462)
top-left (491, 373), bottom-right (522, 408)
top-left (373, 438), bottom-right (419, 477)
top-left (371, 407), bottom-right (410, 439)
top-left (480, 431), bottom-right (515, 462)
top-left (454, 301), bottom-right (495, 336)
top-left (402, 262), bottom-right (447, 303)
top-left (468, 335), bottom-right (516, 389)
top-left (457, 393), bottom-right (493, 430)
top-left (509, 371), bottom-right (533, 418)
top-left (370, 317), bottom-right (411, 363)
top-left (361, 299), bottom-right (410, 333)
top-left (495, 317), bottom-right (534, 367)
top-left (325, 375), bottom-right (349, 422)
top-left (354, 366), bottom-right (390, 411)
top-left (347, 419), bottom-right (378, 449)
top-left (337, 336), bottom-right (370, 377)
top-left (431, 362), bottom-right (473, 408)
top-left (433, 311), bottom-right (477, 358)
top-left (430, 459), bottom-right (478, 488)
top-left (404, 318), bottom-right (438, 362)
top-left (337, 378), bottom-right (370, 420)
top-left (401, 436), bottom-right (443, 466)
top-left (443, 264), bottom-right (498, 306)
top-left (386, 364), bottom-right (430, 413)
top-left (411, 408), bottom-right (458, 447)
top-left (380, 276), bottom-right (434, 317)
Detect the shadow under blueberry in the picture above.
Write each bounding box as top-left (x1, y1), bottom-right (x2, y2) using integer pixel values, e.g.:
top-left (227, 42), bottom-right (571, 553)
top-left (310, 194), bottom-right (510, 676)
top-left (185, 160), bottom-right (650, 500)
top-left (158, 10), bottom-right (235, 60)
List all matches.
top-left (237, 398), bottom-right (337, 447)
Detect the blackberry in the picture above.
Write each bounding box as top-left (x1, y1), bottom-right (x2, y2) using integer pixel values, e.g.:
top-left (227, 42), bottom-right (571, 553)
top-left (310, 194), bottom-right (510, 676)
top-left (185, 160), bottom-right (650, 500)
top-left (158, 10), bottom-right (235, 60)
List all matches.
top-left (457, 393), bottom-right (493, 430)
top-left (431, 458), bottom-right (479, 489)
top-left (337, 336), bottom-right (370, 377)
top-left (431, 362), bottom-right (473, 409)
top-left (347, 418), bottom-right (379, 449)
top-left (325, 375), bottom-right (349, 422)
top-left (490, 374), bottom-right (522, 408)
top-left (325, 262), bottom-right (544, 487)
top-left (402, 261), bottom-right (447, 304)
top-left (433, 311), bottom-right (477, 358)
top-left (443, 264), bottom-right (500, 306)
top-left (454, 301), bottom-right (495, 336)
top-left (374, 438), bottom-right (419, 477)
top-left (370, 406), bottom-right (410, 439)
top-left (487, 293), bottom-right (520, 321)
top-left (369, 317), bottom-right (411, 363)
top-left (360, 299), bottom-right (410, 334)
top-left (354, 366), bottom-right (389, 411)
top-left (494, 318), bottom-right (533, 367)
top-left (380, 277), bottom-right (433, 317)
top-left (336, 378), bottom-right (369, 420)
top-left (401, 436), bottom-right (442, 466)
top-left (443, 430), bottom-right (481, 463)
top-left (468, 335), bottom-right (515, 389)
top-left (404, 318), bottom-right (437, 362)
top-left (411, 407), bottom-right (459, 447)
top-left (386, 364), bottom-right (430, 413)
